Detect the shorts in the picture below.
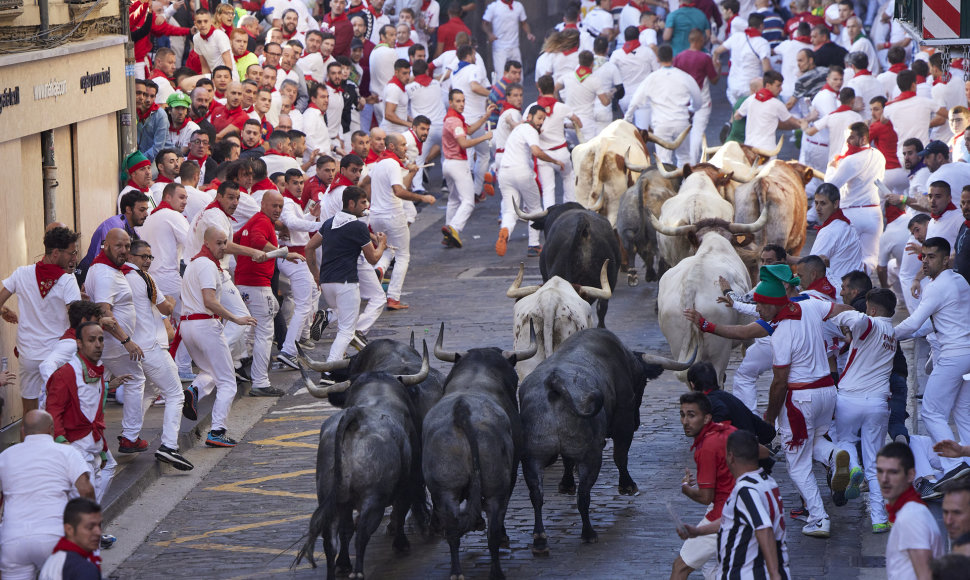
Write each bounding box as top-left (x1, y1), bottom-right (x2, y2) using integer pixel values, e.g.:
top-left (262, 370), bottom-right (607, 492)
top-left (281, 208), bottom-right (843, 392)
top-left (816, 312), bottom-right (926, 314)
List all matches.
top-left (679, 515), bottom-right (718, 569)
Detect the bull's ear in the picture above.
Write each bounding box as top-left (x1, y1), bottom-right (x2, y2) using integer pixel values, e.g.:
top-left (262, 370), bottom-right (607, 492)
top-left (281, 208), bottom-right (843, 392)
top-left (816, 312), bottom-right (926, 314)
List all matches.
top-left (682, 164), bottom-right (693, 178)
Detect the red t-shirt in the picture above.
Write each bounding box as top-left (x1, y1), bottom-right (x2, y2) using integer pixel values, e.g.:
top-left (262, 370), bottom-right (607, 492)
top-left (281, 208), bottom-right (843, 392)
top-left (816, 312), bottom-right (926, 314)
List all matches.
top-left (208, 103), bottom-right (250, 133)
top-left (673, 49), bottom-right (718, 93)
top-left (692, 421), bottom-right (737, 521)
top-left (784, 12), bottom-right (826, 37)
top-left (869, 120), bottom-right (901, 170)
top-left (300, 175), bottom-right (330, 209)
top-left (233, 212), bottom-right (278, 287)
top-left (437, 17), bottom-right (471, 53)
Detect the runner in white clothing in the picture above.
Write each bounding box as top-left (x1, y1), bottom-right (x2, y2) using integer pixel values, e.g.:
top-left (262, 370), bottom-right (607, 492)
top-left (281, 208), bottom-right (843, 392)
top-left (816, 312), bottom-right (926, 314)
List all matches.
top-left (449, 45), bottom-right (493, 198)
top-left (713, 13), bottom-right (771, 105)
top-left (535, 75), bottom-right (580, 208)
top-left (737, 70), bottom-right (800, 154)
top-left (482, 0), bottom-right (533, 82)
top-left (805, 87), bottom-right (864, 165)
top-left (883, 70), bottom-right (948, 165)
top-left (380, 59), bottom-right (413, 134)
top-left (560, 51), bottom-right (610, 141)
top-left (846, 53), bottom-right (886, 120)
top-left (610, 26), bottom-right (659, 119)
top-left (192, 11), bottom-right (235, 78)
top-left (811, 184), bottom-right (866, 288)
top-left (625, 45), bottom-right (701, 166)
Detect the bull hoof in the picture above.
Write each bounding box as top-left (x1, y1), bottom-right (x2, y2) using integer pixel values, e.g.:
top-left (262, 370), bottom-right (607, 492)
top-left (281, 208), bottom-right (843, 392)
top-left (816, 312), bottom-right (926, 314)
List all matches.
top-left (349, 572), bottom-right (365, 580)
top-left (392, 536), bottom-right (411, 554)
top-left (335, 558), bottom-right (352, 575)
top-left (531, 533), bottom-right (549, 556)
top-left (618, 483), bottom-right (639, 496)
top-left (474, 516), bottom-right (487, 532)
top-left (627, 272), bottom-right (639, 287)
top-left (500, 534), bottom-right (511, 549)
top-left (449, 575), bottom-right (465, 580)
top-left (558, 482), bottom-right (577, 495)
top-left (582, 530), bottom-right (599, 544)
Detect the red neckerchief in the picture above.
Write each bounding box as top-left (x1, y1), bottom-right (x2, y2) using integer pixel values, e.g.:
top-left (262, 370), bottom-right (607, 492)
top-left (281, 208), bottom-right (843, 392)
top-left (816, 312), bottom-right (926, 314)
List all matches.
top-left (832, 143), bottom-right (868, 167)
top-left (622, 39), bottom-right (640, 54)
top-left (413, 74), bottom-right (433, 86)
top-left (192, 244), bottom-right (223, 271)
top-left (793, 34), bottom-right (811, 43)
top-left (52, 537), bottom-right (101, 571)
top-left (61, 328), bottom-right (76, 340)
top-left (328, 174), bottom-right (356, 193)
top-left (770, 301), bottom-right (801, 323)
top-left (204, 199), bottom-right (236, 222)
top-left (537, 95), bottom-right (557, 115)
top-left (690, 421), bottom-right (734, 451)
top-left (888, 62), bottom-right (907, 74)
top-left (382, 148), bottom-right (406, 168)
top-left (854, 68), bottom-right (871, 76)
top-left (831, 104), bottom-right (853, 114)
top-left (934, 73), bottom-right (951, 85)
top-left (136, 103), bottom-right (159, 122)
top-left (149, 69), bottom-right (174, 87)
top-left (886, 91), bottom-right (916, 105)
top-left (220, 23), bottom-right (232, 35)
top-left (282, 190), bottom-right (301, 205)
top-left (562, 47), bottom-right (578, 56)
top-left (187, 153), bottom-right (208, 167)
top-left (397, 39), bottom-right (415, 48)
top-left (168, 115), bottom-right (189, 133)
top-left (744, 27), bottom-right (760, 38)
top-left (807, 276), bottom-right (837, 300)
top-left (77, 352), bottom-right (105, 384)
top-left (754, 88), bottom-right (774, 102)
top-left (365, 148), bottom-right (382, 164)
top-left (445, 107), bottom-right (467, 129)
top-left (501, 0), bottom-right (514, 8)
top-left (389, 75), bottom-right (406, 92)
top-left (887, 486), bottom-right (925, 523)
top-left (409, 128), bottom-right (424, 155)
top-left (500, 101), bottom-right (518, 115)
top-left (243, 105), bottom-right (255, 114)
top-left (265, 148), bottom-right (292, 158)
top-left (260, 117), bottom-right (273, 139)
top-left (932, 202), bottom-right (957, 220)
top-left (563, 22), bottom-right (578, 29)
top-left (155, 174), bottom-right (174, 184)
top-left (125, 179), bottom-right (149, 193)
top-left (575, 65), bottom-right (592, 82)
top-left (821, 208), bottom-right (852, 227)
top-left (35, 260), bottom-right (67, 299)
top-left (349, 1), bottom-right (380, 17)
top-left (282, 28), bottom-right (297, 40)
top-left (327, 80), bottom-right (344, 93)
top-left (421, 0), bottom-right (432, 9)
top-left (234, 50), bottom-right (251, 61)
top-left (92, 250), bottom-right (132, 274)
top-left (251, 177), bottom-right (276, 192)
top-left (916, 75), bottom-right (927, 84)
top-left (821, 83), bottom-right (837, 93)
top-left (306, 101), bottom-right (324, 114)
top-left (198, 26), bottom-right (215, 41)
top-left (326, 11), bottom-right (348, 23)
top-left (150, 200), bottom-right (176, 215)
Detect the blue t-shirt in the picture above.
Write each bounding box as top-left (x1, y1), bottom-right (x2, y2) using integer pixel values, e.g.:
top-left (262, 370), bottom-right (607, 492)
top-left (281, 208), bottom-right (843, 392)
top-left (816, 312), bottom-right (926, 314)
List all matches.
top-left (318, 216), bottom-right (371, 284)
top-left (665, 7), bottom-right (710, 56)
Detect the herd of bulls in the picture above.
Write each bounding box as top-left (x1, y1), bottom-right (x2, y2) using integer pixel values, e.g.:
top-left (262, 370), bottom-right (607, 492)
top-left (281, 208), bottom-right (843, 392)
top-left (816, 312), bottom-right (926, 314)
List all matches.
top-left (287, 119), bottom-right (817, 578)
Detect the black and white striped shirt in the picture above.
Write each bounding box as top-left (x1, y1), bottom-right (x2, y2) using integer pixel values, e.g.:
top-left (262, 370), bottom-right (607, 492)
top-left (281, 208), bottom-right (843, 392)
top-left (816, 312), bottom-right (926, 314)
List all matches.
top-left (716, 468), bottom-right (790, 580)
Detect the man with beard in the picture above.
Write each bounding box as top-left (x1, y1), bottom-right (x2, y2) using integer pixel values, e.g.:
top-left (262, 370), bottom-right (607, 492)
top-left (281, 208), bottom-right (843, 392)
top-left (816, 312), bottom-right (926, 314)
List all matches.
top-left (239, 119), bottom-right (267, 159)
top-left (954, 186), bottom-right (970, 285)
top-left (322, 0), bottom-right (353, 57)
top-left (165, 92), bottom-right (199, 153)
top-left (136, 80), bottom-right (169, 160)
top-left (149, 148), bottom-right (182, 204)
top-left (210, 82), bottom-right (250, 139)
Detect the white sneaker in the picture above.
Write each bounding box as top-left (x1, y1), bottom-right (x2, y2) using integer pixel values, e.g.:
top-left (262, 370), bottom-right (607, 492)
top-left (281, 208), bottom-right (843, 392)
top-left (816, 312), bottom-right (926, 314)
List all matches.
top-left (802, 517), bottom-right (831, 538)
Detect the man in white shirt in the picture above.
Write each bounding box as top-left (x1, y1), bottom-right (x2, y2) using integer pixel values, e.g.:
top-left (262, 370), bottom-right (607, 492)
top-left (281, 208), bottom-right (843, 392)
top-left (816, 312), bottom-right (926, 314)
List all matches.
top-left (713, 13), bottom-right (771, 105)
top-left (846, 52), bottom-right (886, 120)
top-left (626, 45), bottom-right (701, 166)
top-left (805, 87), bottom-right (864, 165)
top-left (368, 24), bottom-right (398, 127)
top-left (583, 0), bottom-right (617, 41)
top-left (192, 10), bottom-right (235, 78)
top-left (0, 410), bottom-right (93, 580)
top-left (929, 52), bottom-right (969, 143)
top-left (737, 70), bottom-right (800, 155)
top-left (799, 67), bottom-right (843, 172)
top-left (534, 75), bottom-right (580, 207)
top-left (774, 23), bottom-right (813, 103)
top-left (877, 442), bottom-right (946, 579)
top-left (482, 0), bottom-right (533, 83)
top-left (561, 51), bottom-right (610, 141)
top-left (265, 0), bottom-right (317, 33)
top-left (406, 59), bottom-right (444, 181)
top-left (923, 142), bottom-right (970, 236)
top-left (824, 121), bottom-right (885, 272)
top-left (303, 85), bottom-right (333, 158)
top-left (148, 149), bottom-right (181, 205)
top-left (884, 70), bottom-right (949, 166)
top-left (496, 104), bottom-right (564, 257)
top-left (811, 184), bottom-right (866, 288)
top-left (843, 17), bottom-right (879, 77)
top-left (450, 45), bottom-right (493, 199)
top-left (380, 59), bottom-right (412, 134)
top-left (610, 26), bottom-right (659, 119)
top-left (262, 131), bottom-right (301, 177)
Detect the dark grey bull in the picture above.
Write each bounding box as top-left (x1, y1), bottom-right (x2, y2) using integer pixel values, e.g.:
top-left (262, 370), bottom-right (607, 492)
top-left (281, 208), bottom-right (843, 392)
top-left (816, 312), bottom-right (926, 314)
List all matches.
top-left (514, 201), bottom-right (621, 328)
top-left (423, 323), bottom-right (537, 580)
top-left (518, 328), bottom-right (695, 553)
top-left (294, 344), bottom-right (431, 580)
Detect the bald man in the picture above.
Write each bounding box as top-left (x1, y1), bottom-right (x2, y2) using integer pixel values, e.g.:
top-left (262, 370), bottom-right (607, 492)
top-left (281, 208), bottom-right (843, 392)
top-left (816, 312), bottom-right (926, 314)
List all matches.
top-left (211, 82), bottom-right (251, 140)
top-left (0, 410), bottom-right (93, 579)
top-left (233, 191), bottom-right (304, 396)
top-left (180, 227), bottom-right (257, 447)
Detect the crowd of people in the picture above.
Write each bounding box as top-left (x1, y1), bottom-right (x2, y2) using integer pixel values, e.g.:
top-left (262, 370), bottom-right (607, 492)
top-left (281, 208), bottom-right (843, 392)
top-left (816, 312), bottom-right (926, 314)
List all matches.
top-left (1, 0), bottom-right (970, 577)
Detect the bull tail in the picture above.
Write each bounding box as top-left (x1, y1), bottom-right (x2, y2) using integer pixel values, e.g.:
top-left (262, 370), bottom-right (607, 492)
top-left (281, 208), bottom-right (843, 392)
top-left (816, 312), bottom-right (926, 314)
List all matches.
top-left (547, 372), bottom-right (603, 418)
top-left (568, 218), bottom-right (593, 282)
top-left (542, 314), bottom-right (556, 360)
top-left (453, 399), bottom-right (483, 535)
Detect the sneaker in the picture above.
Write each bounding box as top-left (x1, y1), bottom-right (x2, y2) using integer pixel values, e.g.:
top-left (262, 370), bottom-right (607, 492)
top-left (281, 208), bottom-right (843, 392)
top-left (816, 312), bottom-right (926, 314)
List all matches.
top-left (441, 225), bottom-right (462, 248)
top-left (235, 360), bottom-right (252, 383)
top-left (845, 466), bottom-right (864, 501)
top-left (310, 309), bottom-right (329, 341)
top-left (387, 298), bottom-right (409, 310)
top-left (872, 522), bottom-right (891, 534)
top-left (155, 445), bottom-right (194, 471)
top-left (276, 351), bottom-right (300, 370)
top-left (475, 192), bottom-right (487, 203)
top-left (495, 227), bottom-right (509, 257)
top-left (375, 267), bottom-right (385, 283)
top-left (100, 534), bottom-right (117, 550)
top-left (205, 429), bottom-right (238, 448)
top-left (916, 477), bottom-right (944, 500)
top-left (801, 517), bottom-right (831, 538)
top-left (350, 331), bottom-right (368, 351)
top-left (182, 386), bottom-right (198, 421)
top-left (178, 369), bottom-right (197, 383)
top-left (151, 395), bottom-right (165, 406)
top-left (249, 386), bottom-right (286, 397)
top-left (894, 434), bottom-right (909, 445)
top-left (319, 371), bottom-right (336, 386)
top-left (527, 245), bottom-right (542, 257)
top-left (297, 337), bottom-right (316, 349)
top-left (830, 449), bottom-right (851, 495)
top-left (118, 436), bottom-right (149, 454)
top-left (789, 506), bottom-right (809, 522)
top-left (483, 171), bottom-right (495, 196)
top-left (933, 462), bottom-right (970, 491)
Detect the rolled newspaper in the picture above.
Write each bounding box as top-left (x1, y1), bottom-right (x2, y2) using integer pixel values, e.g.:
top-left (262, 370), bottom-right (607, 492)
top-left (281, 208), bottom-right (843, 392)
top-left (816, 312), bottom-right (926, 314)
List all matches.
top-left (265, 247), bottom-right (289, 260)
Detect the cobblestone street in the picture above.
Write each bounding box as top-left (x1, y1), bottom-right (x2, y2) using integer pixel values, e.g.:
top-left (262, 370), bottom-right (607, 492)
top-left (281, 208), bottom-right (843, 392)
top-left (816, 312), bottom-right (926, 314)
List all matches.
top-left (106, 187), bottom-right (890, 579)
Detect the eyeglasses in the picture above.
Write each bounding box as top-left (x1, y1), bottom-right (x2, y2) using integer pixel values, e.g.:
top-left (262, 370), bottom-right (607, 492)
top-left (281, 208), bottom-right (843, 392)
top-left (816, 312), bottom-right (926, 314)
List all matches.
top-left (266, 51), bottom-right (282, 57)
top-left (191, 140), bottom-right (210, 146)
top-left (131, 254), bottom-right (154, 260)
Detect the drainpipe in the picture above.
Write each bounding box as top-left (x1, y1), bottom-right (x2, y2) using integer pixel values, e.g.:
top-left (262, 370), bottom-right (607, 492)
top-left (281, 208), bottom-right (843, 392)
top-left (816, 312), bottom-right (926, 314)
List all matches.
top-left (118, 0), bottom-right (138, 159)
top-left (39, 0), bottom-right (58, 224)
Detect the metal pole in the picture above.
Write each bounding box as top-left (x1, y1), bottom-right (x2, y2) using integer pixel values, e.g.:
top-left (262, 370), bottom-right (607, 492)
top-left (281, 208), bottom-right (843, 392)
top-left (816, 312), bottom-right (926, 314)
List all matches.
top-left (39, 0), bottom-right (57, 224)
top-left (118, 0), bottom-right (138, 161)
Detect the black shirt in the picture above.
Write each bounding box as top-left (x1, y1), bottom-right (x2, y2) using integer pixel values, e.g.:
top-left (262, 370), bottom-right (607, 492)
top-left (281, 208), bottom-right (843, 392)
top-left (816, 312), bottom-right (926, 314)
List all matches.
top-left (319, 215), bottom-right (371, 284)
top-left (705, 390), bottom-right (776, 445)
top-left (955, 222), bottom-right (970, 286)
top-left (813, 41), bottom-right (848, 68)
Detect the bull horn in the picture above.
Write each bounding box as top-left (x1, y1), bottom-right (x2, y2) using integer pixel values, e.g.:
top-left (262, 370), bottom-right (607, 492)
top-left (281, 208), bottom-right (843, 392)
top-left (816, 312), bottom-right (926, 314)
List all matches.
top-left (296, 342), bottom-right (352, 373)
top-left (433, 322), bottom-right (466, 362)
top-left (576, 260), bottom-right (613, 301)
top-left (649, 212), bottom-right (696, 237)
top-left (641, 345), bottom-right (698, 371)
top-left (396, 341), bottom-right (430, 385)
top-left (502, 319), bottom-right (538, 362)
top-left (656, 163), bottom-right (684, 180)
top-left (811, 168), bottom-right (826, 181)
top-left (506, 262), bottom-right (541, 299)
top-left (750, 138), bottom-right (783, 160)
top-left (512, 196), bottom-right (548, 221)
top-left (623, 146), bottom-right (651, 173)
top-left (704, 145), bottom-right (721, 157)
top-left (700, 135), bottom-right (709, 163)
top-left (646, 125), bottom-right (691, 150)
top-left (588, 182), bottom-right (605, 212)
top-left (729, 169), bottom-right (753, 184)
top-left (727, 198), bottom-right (770, 234)
top-left (296, 355), bottom-right (352, 398)
top-left (409, 330), bottom-right (415, 349)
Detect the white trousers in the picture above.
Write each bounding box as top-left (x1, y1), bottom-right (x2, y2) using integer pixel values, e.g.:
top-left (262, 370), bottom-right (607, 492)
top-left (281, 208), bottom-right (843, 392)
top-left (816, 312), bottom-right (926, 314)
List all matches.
top-left (182, 318), bottom-right (236, 431)
top-left (101, 353), bottom-right (147, 441)
top-left (221, 272), bottom-right (253, 364)
top-left (652, 121), bottom-right (692, 168)
top-left (842, 205), bottom-right (883, 273)
top-left (498, 168), bottom-right (542, 246)
top-left (468, 126), bottom-right (491, 194)
top-left (356, 258), bottom-right (385, 333)
top-left (726, 85), bottom-right (749, 107)
top-left (444, 158), bottom-right (476, 232)
top-left (115, 345), bottom-right (185, 449)
top-left (320, 282), bottom-right (360, 362)
top-left (491, 45), bottom-right (521, 85)
top-left (688, 104), bottom-right (712, 165)
top-left (732, 338), bottom-right (772, 411)
top-left (834, 393), bottom-right (890, 524)
top-left (910, 434), bottom-right (944, 481)
top-left (18, 357), bottom-right (44, 401)
top-left (0, 534), bottom-right (61, 580)
top-left (238, 285), bottom-right (278, 390)
top-left (777, 385), bottom-right (837, 525)
top-left (277, 258), bottom-right (314, 357)
top-left (369, 213), bottom-right (410, 301)
top-left (799, 139), bottom-right (828, 172)
top-left (72, 433), bottom-right (116, 505)
top-left (920, 354), bottom-right (970, 472)
top-left (157, 273), bottom-right (194, 374)
top-left (538, 146), bottom-right (575, 207)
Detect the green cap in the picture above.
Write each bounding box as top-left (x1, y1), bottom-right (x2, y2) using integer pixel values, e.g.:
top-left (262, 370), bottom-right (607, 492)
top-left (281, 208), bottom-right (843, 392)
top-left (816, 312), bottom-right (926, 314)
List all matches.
top-left (752, 264), bottom-right (799, 305)
top-left (166, 91), bottom-right (191, 109)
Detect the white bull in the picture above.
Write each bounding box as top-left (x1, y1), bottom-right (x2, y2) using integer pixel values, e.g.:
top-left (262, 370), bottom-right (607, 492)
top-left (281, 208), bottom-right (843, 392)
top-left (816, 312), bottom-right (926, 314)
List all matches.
top-left (506, 262), bottom-right (610, 379)
top-left (650, 173), bottom-right (738, 267)
top-left (573, 120), bottom-right (690, 226)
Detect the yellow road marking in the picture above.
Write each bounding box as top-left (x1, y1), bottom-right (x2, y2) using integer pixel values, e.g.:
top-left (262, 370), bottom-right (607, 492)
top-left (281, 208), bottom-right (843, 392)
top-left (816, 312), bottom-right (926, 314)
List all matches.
top-left (250, 430), bottom-right (320, 449)
top-left (263, 414), bottom-right (331, 423)
top-left (205, 468), bottom-right (317, 499)
top-left (224, 564), bottom-right (314, 579)
top-left (154, 514), bottom-right (311, 546)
